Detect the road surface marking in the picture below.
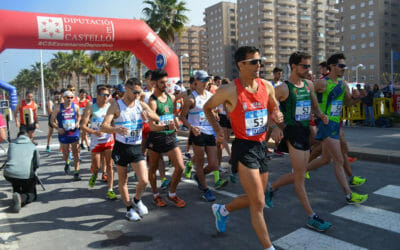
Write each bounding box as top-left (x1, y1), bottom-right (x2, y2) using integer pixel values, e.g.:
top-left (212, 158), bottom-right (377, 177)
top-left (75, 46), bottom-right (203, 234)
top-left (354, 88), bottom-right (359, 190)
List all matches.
top-left (373, 185), bottom-right (400, 200)
top-left (273, 228), bottom-right (367, 250)
top-left (332, 205), bottom-right (400, 234)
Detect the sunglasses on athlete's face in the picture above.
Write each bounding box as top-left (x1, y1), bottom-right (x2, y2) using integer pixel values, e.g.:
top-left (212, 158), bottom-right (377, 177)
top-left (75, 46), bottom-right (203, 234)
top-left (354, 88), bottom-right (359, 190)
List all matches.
top-left (65, 96), bottom-right (74, 100)
top-left (298, 64), bottom-right (311, 69)
top-left (99, 93), bottom-right (110, 98)
top-left (240, 59), bottom-right (262, 65)
top-left (334, 63), bottom-right (347, 69)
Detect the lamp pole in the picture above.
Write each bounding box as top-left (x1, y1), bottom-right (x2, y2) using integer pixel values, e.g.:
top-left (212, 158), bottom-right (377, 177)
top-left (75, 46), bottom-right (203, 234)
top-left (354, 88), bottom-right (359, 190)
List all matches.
top-left (40, 50), bottom-right (46, 115)
top-left (180, 53), bottom-right (189, 82)
top-left (356, 64), bottom-right (364, 83)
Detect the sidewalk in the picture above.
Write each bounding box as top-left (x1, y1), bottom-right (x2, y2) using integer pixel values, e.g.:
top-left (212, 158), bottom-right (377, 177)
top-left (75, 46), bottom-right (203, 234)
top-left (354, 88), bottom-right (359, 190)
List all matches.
top-left (178, 126), bottom-right (400, 164)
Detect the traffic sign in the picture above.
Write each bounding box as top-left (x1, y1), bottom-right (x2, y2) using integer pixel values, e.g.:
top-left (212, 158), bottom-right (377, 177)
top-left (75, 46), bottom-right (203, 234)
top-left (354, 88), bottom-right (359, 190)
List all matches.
top-left (155, 54), bottom-right (167, 69)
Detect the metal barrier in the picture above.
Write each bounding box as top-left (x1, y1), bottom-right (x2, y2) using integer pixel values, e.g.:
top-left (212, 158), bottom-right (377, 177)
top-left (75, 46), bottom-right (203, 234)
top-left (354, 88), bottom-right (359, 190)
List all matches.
top-left (342, 98), bottom-right (393, 125)
top-left (373, 97), bottom-right (393, 117)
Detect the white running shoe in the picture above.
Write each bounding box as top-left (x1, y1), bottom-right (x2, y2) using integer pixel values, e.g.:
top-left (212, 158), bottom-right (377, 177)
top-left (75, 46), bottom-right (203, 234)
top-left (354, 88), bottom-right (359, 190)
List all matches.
top-left (134, 200), bottom-right (148, 216)
top-left (126, 208), bottom-right (141, 221)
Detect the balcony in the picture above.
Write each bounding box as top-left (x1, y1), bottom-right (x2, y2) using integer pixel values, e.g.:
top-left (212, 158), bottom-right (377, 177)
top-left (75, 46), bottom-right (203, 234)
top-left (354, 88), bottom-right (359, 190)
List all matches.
top-left (279, 0), bottom-right (296, 8)
top-left (316, 20), bottom-right (324, 27)
top-left (326, 22), bottom-right (336, 28)
top-left (278, 32), bottom-right (297, 39)
top-left (277, 15), bottom-right (296, 22)
top-left (262, 40), bottom-right (275, 46)
top-left (278, 24), bottom-right (297, 31)
top-left (326, 29), bottom-right (337, 36)
top-left (263, 22), bottom-right (274, 29)
top-left (279, 8), bottom-right (297, 15)
top-left (263, 32), bottom-right (275, 39)
top-left (327, 8), bottom-right (339, 14)
top-left (278, 49), bottom-right (294, 56)
top-left (262, 4), bottom-right (274, 11)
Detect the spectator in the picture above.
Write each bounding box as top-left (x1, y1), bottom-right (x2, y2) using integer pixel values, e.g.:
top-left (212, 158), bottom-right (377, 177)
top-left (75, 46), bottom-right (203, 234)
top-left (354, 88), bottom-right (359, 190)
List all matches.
top-left (362, 85), bottom-right (375, 126)
top-left (373, 84), bottom-right (382, 98)
top-left (3, 128), bottom-right (40, 212)
top-left (0, 113), bottom-right (6, 142)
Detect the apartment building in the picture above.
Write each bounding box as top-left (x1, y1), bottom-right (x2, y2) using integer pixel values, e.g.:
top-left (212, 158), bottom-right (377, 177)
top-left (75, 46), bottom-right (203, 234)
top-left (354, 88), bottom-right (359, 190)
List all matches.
top-left (237, 0), bottom-right (339, 80)
top-left (338, 0), bottom-right (400, 85)
top-left (171, 25), bottom-right (208, 84)
top-left (204, 1), bottom-right (238, 79)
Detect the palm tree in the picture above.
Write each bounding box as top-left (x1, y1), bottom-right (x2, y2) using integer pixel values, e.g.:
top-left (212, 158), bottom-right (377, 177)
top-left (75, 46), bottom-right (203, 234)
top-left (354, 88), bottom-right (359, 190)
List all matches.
top-left (70, 50), bottom-right (88, 90)
top-left (50, 52), bottom-right (72, 88)
top-left (110, 51), bottom-right (133, 83)
top-left (82, 57), bottom-right (101, 96)
top-left (91, 51), bottom-right (114, 85)
top-left (142, 0), bottom-right (189, 43)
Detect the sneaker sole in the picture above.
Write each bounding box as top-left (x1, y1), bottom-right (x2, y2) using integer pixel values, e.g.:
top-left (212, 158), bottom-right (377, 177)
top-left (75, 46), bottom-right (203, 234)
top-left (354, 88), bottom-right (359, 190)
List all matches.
top-left (167, 198), bottom-right (186, 208)
top-left (12, 193), bottom-right (21, 213)
top-left (211, 205), bottom-right (225, 233)
top-left (347, 197), bottom-right (368, 205)
top-left (306, 223), bottom-right (331, 232)
top-left (202, 195), bottom-right (216, 202)
top-left (215, 180), bottom-right (228, 190)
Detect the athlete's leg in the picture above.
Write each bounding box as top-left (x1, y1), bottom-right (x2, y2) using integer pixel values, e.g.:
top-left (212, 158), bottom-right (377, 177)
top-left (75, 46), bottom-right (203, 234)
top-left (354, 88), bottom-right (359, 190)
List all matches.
top-left (307, 139), bottom-right (332, 171)
top-left (103, 149), bottom-right (114, 190)
top-left (131, 160), bottom-right (148, 200)
top-left (91, 151), bottom-right (101, 175)
top-left (193, 144), bottom-right (207, 189)
top-left (204, 145), bottom-right (218, 175)
top-left (61, 143), bottom-right (69, 162)
top-left (116, 165), bottom-right (130, 206)
top-left (46, 127), bottom-right (53, 147)
top-left (71, 141), bottom-right (80, 171)
top-left (148, 149), bottom-right (161, 194)
top-left (340, 129), bottom-right (353, 177)
top-left (166, 146), bottom-right (184, 194)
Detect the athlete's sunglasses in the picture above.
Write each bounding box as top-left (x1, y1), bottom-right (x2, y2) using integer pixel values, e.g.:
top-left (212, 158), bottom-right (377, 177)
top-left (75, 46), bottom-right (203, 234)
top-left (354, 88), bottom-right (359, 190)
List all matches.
top-left (99, 93), bottom-right (110, 98)
top-left (334, 63), bottom-right (347, 69)
top-left (240, 59), bottom-right (262, 65)
top-left (298, 64), bottom-right (311, 69)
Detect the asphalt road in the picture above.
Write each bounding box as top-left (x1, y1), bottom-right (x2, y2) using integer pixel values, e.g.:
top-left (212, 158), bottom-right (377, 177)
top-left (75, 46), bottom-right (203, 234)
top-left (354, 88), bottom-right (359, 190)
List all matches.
top-left (0, 117), bottom-right (399, 250)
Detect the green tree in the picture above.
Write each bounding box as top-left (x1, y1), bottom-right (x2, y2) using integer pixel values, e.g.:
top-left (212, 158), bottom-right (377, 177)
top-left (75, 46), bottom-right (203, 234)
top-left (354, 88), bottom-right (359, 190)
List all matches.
top-left (82, 56), bottom-right (101, 96)
top-left (50, 51), bottom-right (72, 88)
top-left (91, 51), bottom-right (114, 85)
top-left (111, 51), bottom-right (133, 83)
top-left (70, 50), bottom-right (88, 90)
top-left (142, 0), bottom-right (189, 43)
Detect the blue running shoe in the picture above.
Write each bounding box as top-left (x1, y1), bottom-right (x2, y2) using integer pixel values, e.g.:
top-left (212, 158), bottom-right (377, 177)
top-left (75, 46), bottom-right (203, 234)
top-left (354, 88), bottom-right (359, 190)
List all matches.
top-left (161, 179), bottom-right (171, 190)
top-left (265, 188), bottom-right (274, 208)
top-left (68, 151), bottom-right (72, 161)
top-left (202, 189), bottom-right (216, 202)
top-left (193, 174), bottom-right (204, 191)
top-left (212, 204), bottom-right (228, 233)
top-left (306, 214), bottom-right (332, 232)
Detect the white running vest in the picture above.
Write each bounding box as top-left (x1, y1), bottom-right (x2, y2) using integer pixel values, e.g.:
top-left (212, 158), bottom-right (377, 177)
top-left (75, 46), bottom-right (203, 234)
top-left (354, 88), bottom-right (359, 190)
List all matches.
top-left (114, 99), bottom-right (143, 145)
top-left (90, 103), bottom-right (112, 146)
top-left (188, 90), bottom-right (215, 135)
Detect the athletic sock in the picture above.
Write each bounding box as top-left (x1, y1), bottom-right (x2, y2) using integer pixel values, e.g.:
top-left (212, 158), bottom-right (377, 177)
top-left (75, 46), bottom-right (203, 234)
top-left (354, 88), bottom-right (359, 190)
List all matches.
top-left (346, 193), bottom-right (352, 199)
top-left (214, 170), bottom-right (220, 183)
top-left (126, 205), bottom-right (133, 211)
top-left (219, 205), bottom-right (229, 217)
top-left (133, 197), bottom-right (139, 204)
top-left (308, 213), bottom-right (316, 219)
top-left (265, 246), bottom-right (275, 250)
top-left (161, 177), bottom-right (167, 182)
top-left (74, 170), bottom-right (79, 174)
top-left (168, 192), bottom-right (176, 198)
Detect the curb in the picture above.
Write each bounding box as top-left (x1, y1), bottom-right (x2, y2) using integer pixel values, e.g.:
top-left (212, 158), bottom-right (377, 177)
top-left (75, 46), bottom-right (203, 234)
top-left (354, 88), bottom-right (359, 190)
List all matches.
top-left (177, 130), bottom-right (400, 165)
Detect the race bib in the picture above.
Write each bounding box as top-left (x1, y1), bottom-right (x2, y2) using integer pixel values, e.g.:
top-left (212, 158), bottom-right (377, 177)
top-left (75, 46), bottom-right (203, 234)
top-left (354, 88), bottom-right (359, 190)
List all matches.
top-left (79, 107), bottom-right (84, 115)
top-left (62, 119), bottom-right (76, 131)
top-left (123, 121), bottom-right (143, 144)
top-left (199, 111), bottom-right (211, 127)
top-left (159, 114), bottom-right (174, 126)
top-left (245, 109), bottom-right (268, 136)
top-left (295, 100), bottom-right (311, 121)
top-left (91, 117), bottom-right (103, 130)
top-left (330, 100), bottom-right (343, 117)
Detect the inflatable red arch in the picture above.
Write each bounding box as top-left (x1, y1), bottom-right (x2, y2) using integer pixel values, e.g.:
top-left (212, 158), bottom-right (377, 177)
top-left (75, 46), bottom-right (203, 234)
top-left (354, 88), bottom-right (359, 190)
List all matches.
top-left (0, 9), bottom-right (180, 94)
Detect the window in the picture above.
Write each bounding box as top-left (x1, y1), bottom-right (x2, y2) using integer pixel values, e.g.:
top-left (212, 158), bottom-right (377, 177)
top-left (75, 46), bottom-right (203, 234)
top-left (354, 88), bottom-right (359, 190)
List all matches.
top-left (361, 43), bottom-right (366, 48)
top-left (370, 64), bottom-right (375, 69)
top-left (369, 11), bottom-right (374, 17)
top-left (369, 0), bottom-right (374, 5)
top-left (369, 31), bottom-right (374, 37)
top-left (351, 15), bottom-right (356, 20)
top-left (361, 12), bottom-right (365, 18)
top-left (351, 45), bottom-right (356, 50)
top-left (370, 74), bottom-right (375, 80)
top-left (369, 21), bottom-right (374, 26)
top-left (361, 33), bottom-right (366, 38)
top-left (369, 42), bottom-right (375, 47)
top-left (361, 22), bottom-right (366, 28)
top-left (370, 54), bottom-right (375, 59)
top-left (350, 4), bottom-right (355, 9)
top-left (351, 35), bottom-right (356, 40)
top-left (350, 24), bottom-right (356, 30)
top-left (360, 2), bottom-right (365, 7)
top-left (341, 45), bottom-right (345, 51)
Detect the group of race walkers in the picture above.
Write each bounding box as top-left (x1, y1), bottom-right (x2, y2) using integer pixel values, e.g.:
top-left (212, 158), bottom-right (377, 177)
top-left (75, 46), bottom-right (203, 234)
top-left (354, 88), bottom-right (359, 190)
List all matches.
top-left (12, 46), bottom-right (369, 250)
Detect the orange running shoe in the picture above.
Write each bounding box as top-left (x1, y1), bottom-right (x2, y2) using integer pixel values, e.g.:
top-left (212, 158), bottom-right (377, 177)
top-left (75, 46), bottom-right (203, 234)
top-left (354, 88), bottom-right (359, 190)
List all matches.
top-left (153, 195), bottom-right (167, 207)
top-left (102, 173), bottom-right (108, 182)
top-left (347, 156), bottom-right (357, 163)
top-left (168, 195), bottom-right (186, 208)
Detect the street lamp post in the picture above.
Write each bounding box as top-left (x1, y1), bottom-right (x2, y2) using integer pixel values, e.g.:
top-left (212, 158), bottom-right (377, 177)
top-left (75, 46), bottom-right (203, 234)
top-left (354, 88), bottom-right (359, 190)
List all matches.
top-left (179, 53), bottom-right (189, 82)
top-left (356, 64), bottom-right (364, 83)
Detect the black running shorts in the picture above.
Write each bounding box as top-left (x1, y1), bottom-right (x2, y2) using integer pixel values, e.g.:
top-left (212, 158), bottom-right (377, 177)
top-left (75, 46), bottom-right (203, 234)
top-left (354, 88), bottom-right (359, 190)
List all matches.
top-left (230, 138), bottom-right (269, 174)
top-left (278, 125), bottom-right (310, 153)
top-left (112, 141), bottom-right (144, 167)
top-left (192, 132), bottom-right (216, 147)
top-left (146, 131), bottom-right (177, 153)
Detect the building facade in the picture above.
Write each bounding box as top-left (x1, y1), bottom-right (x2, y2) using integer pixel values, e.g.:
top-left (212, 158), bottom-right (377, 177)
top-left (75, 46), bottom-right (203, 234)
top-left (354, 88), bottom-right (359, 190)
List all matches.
top-left (204, 1), bottom-right (238, 80)
top-left (338, 0), bottom-right (400, 85)
top-left (170, 25), bottom-right (208, 84)
top-left (236, 0), bottom-right (339, 80)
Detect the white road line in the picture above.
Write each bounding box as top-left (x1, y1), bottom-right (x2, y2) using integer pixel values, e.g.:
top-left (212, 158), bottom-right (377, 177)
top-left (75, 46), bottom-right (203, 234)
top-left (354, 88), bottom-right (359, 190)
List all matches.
top-left (273, 228), bottom-right (367, 250)
top-left (332, 205), bottom-right (400, 234)
top-left (35, 129), bottom-right (44, 133)
top-left (180, 178), bottom-right (239, 199)
top-left (373, 185), bottom-right (400, 200)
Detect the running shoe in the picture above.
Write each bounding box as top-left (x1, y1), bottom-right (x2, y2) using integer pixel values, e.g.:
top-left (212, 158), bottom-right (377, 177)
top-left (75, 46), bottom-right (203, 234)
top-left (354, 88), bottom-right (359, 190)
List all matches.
top-left (212, 204), bottom-right (228, 233)
top-left (202, 189), bottom-right (216, 202)
top-left (168, 195), bottom-right (186, 208)
top-left (349, 176), bottom-right (366, 187)
top-left (230, 173), bottom-right (237, 184)
top-left (193, 174), bottom-right (204, 191)
top-left (184, 160), bottom-right (193, 179)
top-left (184, 152), bottom-right (191, 159)
top-left (73, 172), bottom-right (82, 181)
top-left (46, 146), bottom-right (51, 153)
top-left (64, 162), bottom-right (70, 175)
top-left (153, 195), bottom-right (167, 207)
top-left (347, 156), bottom-right (357, 163)
top-left (68, 151), bottom-right (72, 161)
top-left (161, 179), bottom-right (171, 190)
top-left (126, 208), bottom-right (141, 221)
top-left (12, 192), bottom-right (21, 213)
top-left (89, 174), bottom-right (97, 187)
top-left (214, 178), bottom-right (228, 190)
top-left (265, 188), bottom-right (274, 208)
top-left (306, 214), bottom-right (332, 232)
top-left (346, 192), bottom-right (368, 204)
top-left (133, 200), bottom-right (148, 216)
top-left (102, 173), bottom-right (108, 182)
top-left (106, 190), bottom-right (117, 200)
top-left (87, 147), bottom-right (90, 152)
top-left (305, 171), bottom-right (311, 180)
top-left (80, 143), bottom-right (85, 149)
top-left (274, 149), bottom-right (284, 156)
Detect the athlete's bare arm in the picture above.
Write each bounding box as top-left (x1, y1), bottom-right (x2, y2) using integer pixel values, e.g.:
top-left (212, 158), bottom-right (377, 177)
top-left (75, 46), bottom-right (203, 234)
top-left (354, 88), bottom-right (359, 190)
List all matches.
top-left (50, 104), bottom-right (63, 134)
top-left (179, 94), bottom-right (196, 132)
top-left (140, 101), bottom-right (159, 123)
top-left (314, 79), bottom-right (327, 93)
top-left (306, 79), bottom-right (328, 124)
top-left (81, 102), bottom-right (101, 136)
top-left (13, 102), bottom-right (20, 127)
top-left (74, 104), bottom-right (81, 129)
top-left (101, 101), bottom-right (127, 135)
top-left (148, 98), bottom-right (169, 132)
top-left (171, 94), bottom-right (180, 130)
top-left (262, 80), bottom-right (284, 142)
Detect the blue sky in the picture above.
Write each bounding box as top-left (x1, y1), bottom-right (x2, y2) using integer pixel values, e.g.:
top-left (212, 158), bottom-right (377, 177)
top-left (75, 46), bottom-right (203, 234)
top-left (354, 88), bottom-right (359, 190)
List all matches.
top-left (0, 0), bottom-right (233, 82)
